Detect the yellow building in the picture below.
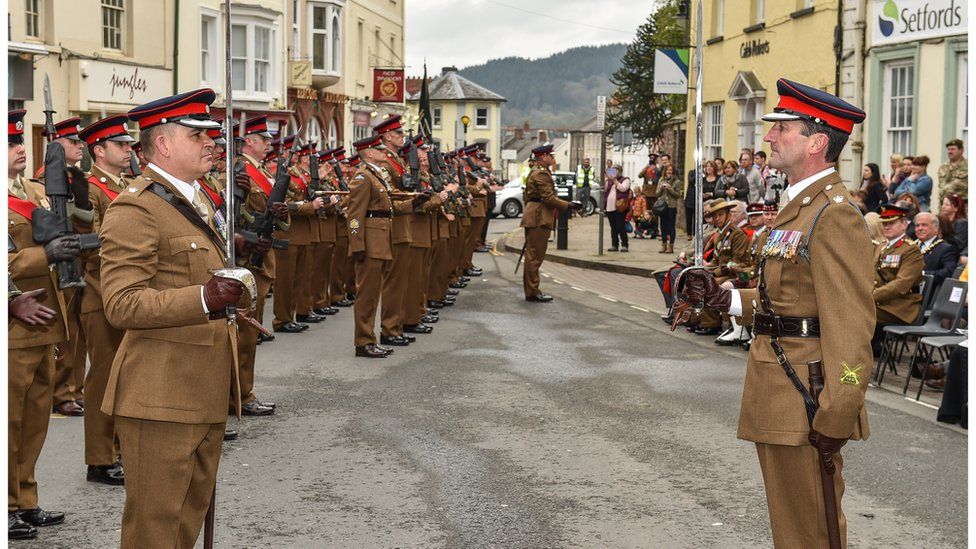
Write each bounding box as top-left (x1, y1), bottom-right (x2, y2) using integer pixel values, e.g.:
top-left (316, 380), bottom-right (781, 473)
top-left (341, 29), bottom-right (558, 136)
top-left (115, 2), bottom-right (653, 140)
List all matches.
top-left (342, 0), bottom-right (406, 144)
top-left (404, 67), bottom-right (505, 162)
top-left (9, 0), bottom-right (175, 174)
top-left (684, 0), bottom-right (838, 184)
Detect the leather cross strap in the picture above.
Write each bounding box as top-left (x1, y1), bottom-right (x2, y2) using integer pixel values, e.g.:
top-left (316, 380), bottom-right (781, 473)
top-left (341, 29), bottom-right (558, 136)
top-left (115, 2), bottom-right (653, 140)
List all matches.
top-left (147, 182), bottom-right (225, 252)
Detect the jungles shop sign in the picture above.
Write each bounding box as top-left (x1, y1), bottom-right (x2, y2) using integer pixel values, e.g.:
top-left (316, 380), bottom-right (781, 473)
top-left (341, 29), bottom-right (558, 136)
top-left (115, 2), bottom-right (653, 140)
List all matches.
top-left (872, 0), bottom-right (967, 46)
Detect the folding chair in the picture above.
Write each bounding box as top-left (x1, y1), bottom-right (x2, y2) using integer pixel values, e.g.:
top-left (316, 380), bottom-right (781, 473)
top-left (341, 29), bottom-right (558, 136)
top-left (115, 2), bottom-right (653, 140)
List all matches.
top-left (876, 278), bottom-right (966, 389)
top-left (909, 334), bottom-right (967, 400)
top-left (874, 274), bottom-right (935, 386)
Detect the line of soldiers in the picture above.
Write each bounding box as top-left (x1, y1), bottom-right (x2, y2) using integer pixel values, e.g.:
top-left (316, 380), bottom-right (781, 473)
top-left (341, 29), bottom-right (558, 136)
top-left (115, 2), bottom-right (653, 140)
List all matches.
top-left (7, 93), bottom-right (500, 543)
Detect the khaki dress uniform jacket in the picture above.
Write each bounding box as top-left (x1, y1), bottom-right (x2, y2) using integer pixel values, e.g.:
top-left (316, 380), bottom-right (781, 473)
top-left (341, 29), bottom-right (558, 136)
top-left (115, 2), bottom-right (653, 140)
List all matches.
top-left (347, 163), bottom-right (394, 346)
top-left (376, 152), bottom-right (418, 336)
top-left (872, 236), bottom-right (923, 325)
top-left (735, 172), bottom-right (875, 548)
top-left (519, 167), bottom-right (570, 297)
top-left (98, 166), bottom-right (240, 547)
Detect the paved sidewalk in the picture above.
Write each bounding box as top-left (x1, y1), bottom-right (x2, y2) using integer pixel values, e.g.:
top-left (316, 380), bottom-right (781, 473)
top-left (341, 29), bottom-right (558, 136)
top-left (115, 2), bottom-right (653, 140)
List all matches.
top-left (500, 214), bottom-right (695, 277)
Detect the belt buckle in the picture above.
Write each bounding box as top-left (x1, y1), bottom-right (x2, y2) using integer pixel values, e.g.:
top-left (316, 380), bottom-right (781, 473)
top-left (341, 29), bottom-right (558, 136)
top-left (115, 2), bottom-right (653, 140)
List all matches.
top-left (801, 319), bottom-right (809, 337)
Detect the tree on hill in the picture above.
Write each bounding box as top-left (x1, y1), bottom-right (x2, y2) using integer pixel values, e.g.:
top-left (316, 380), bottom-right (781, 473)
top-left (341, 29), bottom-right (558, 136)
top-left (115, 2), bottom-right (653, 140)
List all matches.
top-left (608, 0), bottom-right (688, 145)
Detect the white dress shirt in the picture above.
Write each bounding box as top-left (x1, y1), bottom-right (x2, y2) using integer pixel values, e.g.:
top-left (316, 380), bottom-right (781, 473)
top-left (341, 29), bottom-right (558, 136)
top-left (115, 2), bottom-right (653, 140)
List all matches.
top-left (728, 167), bottom-right (837, 316)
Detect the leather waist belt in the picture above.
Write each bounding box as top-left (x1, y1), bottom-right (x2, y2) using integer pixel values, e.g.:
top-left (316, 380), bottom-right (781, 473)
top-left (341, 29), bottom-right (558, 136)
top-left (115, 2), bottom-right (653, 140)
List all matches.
top-left (365, 210), bottom-right (391, 218)
top-left (528, 198), bottom-right (542, 203)
top-left (753, 312), bottom-right (821, 338)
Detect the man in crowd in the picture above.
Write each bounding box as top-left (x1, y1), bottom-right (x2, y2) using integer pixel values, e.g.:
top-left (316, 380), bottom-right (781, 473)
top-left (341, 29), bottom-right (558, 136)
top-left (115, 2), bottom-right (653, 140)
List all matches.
top-left (914, 212), bottom-right (959, 291)
top-left (576, 157), bottom-right (595, 207)
top-left (679, 78), bottom-right (872, 548)
top-left (739, 149), bottom-right (765, 204)
top-left (938, 138), bottom-right (967, 199)
top-left (871, 204), bottom-right (924, 355)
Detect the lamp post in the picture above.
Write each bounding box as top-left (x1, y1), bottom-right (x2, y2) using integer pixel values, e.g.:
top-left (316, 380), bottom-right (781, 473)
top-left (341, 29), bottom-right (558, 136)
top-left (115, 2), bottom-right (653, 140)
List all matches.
top-left (460, 114), bottom-right (471, 146)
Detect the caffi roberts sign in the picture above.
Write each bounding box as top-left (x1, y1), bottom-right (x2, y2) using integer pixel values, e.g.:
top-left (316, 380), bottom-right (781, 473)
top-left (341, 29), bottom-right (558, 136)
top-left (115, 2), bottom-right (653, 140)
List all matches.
top-left (872, 0), bottom-right (967, 46)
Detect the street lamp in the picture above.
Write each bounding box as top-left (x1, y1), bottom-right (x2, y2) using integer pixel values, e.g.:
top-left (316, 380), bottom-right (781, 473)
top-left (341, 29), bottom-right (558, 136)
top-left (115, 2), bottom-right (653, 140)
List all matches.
top-left (460, 114), bottom-right (471, 146)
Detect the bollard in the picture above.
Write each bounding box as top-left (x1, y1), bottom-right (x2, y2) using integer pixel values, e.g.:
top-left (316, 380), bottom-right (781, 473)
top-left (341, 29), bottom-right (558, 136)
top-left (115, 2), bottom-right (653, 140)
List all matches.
top-left (556, 195), bottom-right (570, 250)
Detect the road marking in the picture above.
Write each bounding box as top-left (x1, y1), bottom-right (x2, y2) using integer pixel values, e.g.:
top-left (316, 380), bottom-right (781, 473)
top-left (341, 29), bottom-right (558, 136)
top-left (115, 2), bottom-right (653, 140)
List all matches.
top-left (542, 273), bottom-right (551, 278)
top-left (552, 279), bottom-right (564, 285)
top-left (630, 305), bottom-right (650, 312)
top-left (599, 295), bottom-right (618, 302)
top-left (905, 397), bottom-right (939, 410)
top-left (571, 286), bottom-right (585, 291)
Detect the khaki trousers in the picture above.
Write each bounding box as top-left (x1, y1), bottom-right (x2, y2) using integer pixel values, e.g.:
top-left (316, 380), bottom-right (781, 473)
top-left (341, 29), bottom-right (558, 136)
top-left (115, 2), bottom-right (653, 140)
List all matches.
top-left (293, 243), bottom-right (315, 316)
top-left (8, 345), bottom-right (55, 511)
top-left (272, 244), bottom-right (302, 330)
top-left (310, 241), bottom-right (336, 310)
top-left (354, 256), bottom-right (390, 346)
top-left (456, 223), bottom-right (471, 275)
top-left (54, 288), bottom-right (86, 405)
top-left (331, 235), bottom-right (351, 303)
top-left (80, 309), bottom-right (124, 466)
top-left (237, 272), bottom-right (271, 405)
top-left (428, 239), bottom-right (450, 301)
top-left (380, 243), bottom-right (411, 337)
top-left (522, 227), bottom-right (551, 298)
top-left (116, 417), bottom-right (224, 549)
top-left (404, 246), bottom-right (431, 325)
top-left (465, 216), bottom-right (486, 269)
top-left (756, 442), bottom-right (847, 549)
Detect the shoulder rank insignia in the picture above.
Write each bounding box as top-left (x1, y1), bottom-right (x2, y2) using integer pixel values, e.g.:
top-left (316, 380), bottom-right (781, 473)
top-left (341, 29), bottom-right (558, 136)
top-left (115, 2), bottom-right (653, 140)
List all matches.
top-left (833, 195), bottom-right (844, 203)
top-left (840, 362), bottom-right (862, 386)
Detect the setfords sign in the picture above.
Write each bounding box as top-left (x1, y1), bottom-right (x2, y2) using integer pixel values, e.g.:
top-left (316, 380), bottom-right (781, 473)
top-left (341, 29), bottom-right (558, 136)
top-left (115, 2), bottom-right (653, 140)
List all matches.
top-left (872, 0), bottom-right (967, 46)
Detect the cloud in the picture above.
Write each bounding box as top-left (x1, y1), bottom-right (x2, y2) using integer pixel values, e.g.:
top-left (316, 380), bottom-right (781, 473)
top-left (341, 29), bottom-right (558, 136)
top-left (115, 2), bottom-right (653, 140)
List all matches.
top-left (404, 0), bottom-right (653, 76)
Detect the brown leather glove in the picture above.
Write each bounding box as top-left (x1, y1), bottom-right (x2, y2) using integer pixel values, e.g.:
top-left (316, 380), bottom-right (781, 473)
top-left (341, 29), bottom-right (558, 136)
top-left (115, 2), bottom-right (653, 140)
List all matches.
top-left (252, 236), bottom-right (272, 255)
top-left (203, 275), bottom-right (245, 313)
top-left (9, 288), bottom-right (56, 326)
top-left (808, 430), bottom-right (848, 474)
top-left (681, 268), bottom-right (732, 313)
top-left (270, 202), bottom-right (290, 220)
top-left (351, 250), bottom-right (366, 263)
top-left (234, 170), bottom-right (253, 194)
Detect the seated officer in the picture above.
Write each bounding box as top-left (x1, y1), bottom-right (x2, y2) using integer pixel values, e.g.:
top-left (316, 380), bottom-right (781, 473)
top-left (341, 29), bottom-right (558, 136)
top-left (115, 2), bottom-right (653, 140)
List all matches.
top-left (695, 198), bottom-right (751, 338)
top-left (872, 204), bottom-right (924, 355)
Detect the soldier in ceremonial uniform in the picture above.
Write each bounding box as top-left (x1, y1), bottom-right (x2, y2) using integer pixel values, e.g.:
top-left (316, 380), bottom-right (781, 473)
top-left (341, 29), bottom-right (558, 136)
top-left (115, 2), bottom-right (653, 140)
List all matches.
top-left (681, 79), bottom-right (872, 548)
top-left (46, 117), bottom-right (91, 418)
top-left (371, 115), bottom-right (423, 344)
top-left (235, 115), bottom-right (289, 416)
top-left (8, 109), bottom-right (74, 540)
top-left (99, 89), bottom-right (249, 547)
top-left (870, 204), bottom-right (923, 355)
top-left (76, 114), bottom-right (136, 486)
top-left (305, 147), bottom-right (342, 318)
top-left (519, 144), bottom-right (582, 302)
top-left (700, 198), bottom-right (752, 344)
top-left (330, 153), bottom-right (357, 308)
top-left (347, 135), bottom-right (420, 357)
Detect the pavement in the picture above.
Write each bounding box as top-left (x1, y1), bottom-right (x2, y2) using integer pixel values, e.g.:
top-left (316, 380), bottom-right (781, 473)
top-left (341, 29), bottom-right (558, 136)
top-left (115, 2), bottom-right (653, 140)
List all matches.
top-left (25, 217), bottom-right (966, 548)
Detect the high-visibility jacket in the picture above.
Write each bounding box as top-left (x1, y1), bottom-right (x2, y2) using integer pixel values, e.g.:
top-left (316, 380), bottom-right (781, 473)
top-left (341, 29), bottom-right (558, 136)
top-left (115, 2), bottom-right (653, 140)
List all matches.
top-left (576, 165), bottom-right (596, 188)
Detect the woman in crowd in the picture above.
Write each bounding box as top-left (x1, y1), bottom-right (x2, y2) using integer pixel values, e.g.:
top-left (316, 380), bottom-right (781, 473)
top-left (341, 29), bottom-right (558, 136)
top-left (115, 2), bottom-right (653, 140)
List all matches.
top-left (860, 163), bottom-right (888, 213)
top-left (655, 164), bottom-right (682, 254)
top-left (683, 161), bottom-right (718, 242)
top-left (894, 155), bottom-right (933, 211)
top-left (714, 160), bottom-right (748, 202)
top-left (639, 169), bottom-right (659, 239)
top-left (940, 192), bottom-right (968, 253)
top-left (887, 156), bottom-right (914, 202)
top-left (881, 153), bottom-right (904, 190)
top-left (605, 164), bottom-right (632, 252)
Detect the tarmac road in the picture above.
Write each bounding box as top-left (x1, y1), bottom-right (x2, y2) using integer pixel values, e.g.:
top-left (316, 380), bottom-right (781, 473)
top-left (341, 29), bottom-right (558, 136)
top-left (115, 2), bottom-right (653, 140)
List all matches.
top-left (26, 217), bottom-right (966, 548)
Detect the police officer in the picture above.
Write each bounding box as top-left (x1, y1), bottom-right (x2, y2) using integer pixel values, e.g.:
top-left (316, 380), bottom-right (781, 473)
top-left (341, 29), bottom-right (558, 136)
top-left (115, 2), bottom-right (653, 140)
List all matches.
top-left (679, 79), bottom-right (872, 548)
top-left (519, 144), bottom-right (582, 302)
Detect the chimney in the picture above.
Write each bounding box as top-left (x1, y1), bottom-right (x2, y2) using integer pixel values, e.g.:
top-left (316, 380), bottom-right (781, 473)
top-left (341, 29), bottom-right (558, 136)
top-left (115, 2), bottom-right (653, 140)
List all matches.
top-left (537, 129), bottom-right (548, 143)
top-left (442, 66), bottom-right (458, 73)
top-left (514, 127), bottom-right (524, 140)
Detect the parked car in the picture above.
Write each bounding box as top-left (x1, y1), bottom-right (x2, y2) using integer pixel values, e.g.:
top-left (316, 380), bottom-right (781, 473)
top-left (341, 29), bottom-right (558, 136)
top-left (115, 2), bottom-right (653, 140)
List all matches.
top-left (489, 171), bottom-right (600, 218)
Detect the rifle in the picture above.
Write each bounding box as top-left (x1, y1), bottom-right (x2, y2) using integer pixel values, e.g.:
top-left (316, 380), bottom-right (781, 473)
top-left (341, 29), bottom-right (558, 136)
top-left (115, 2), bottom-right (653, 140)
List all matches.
top-left (247, 136), bottom-right (297, 268)
top-left (307, 148), bottom-right (330, 219)
top-left (32, 74), bottom-right (100, 289)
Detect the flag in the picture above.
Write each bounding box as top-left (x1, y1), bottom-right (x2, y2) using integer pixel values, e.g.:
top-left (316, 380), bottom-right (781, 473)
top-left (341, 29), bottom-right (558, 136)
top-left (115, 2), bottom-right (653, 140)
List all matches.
top-left (418, 64), bottom-right (432, 139)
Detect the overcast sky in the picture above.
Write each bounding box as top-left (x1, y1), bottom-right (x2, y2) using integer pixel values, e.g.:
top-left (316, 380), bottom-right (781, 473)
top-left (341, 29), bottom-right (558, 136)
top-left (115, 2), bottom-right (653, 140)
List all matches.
top-left (404, 0), bottom-right (654, 77)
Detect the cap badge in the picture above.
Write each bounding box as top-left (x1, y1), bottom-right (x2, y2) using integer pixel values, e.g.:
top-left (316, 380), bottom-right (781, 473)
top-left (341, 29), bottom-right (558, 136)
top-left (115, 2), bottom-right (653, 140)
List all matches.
top-left (15, 121), bottom-right (23, 131)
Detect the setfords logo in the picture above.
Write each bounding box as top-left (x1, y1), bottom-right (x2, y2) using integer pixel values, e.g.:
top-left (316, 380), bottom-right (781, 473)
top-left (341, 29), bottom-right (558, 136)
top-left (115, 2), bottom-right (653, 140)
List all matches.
top-left (878, 0), bottom-right (964, 38)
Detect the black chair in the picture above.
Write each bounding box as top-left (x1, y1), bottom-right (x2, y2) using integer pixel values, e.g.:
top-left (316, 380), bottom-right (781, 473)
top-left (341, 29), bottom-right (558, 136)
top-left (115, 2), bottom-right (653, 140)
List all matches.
top-left (875, 279), bottom-right (966, 391)
top-left (909, 333), bottom-right (967, 400)
top-left (874, 273), bottom-right (935, 386)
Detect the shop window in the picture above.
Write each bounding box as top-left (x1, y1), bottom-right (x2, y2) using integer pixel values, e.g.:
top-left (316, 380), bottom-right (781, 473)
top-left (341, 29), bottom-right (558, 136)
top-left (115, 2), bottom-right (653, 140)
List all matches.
top-left (882, 60), bottom-right (914, 160)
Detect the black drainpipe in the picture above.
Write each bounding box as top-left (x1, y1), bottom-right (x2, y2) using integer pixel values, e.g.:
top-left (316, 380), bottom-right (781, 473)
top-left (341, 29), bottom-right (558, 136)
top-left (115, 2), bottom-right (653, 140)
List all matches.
top-left (173, 0), bottom-right (180, 93)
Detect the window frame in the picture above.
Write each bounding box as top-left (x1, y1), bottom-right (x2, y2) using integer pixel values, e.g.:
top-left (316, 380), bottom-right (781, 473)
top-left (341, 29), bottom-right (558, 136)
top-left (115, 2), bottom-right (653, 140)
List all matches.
top-left (307, 1), bottom-right (342, 74)
top-left (200, 10), bottom-right (219, 86)
top-left (25, 0), bottom-right (41, 39)
top-left (475, 106), bottom-right (489, 129)
top-left (882, 59), bottom-right (915, 162)
top-left (101, 0), bottom-right (125, 51)
top-left (230, 14), bottom-right (279, 101)
top-left (957, 52), bottom-right (968, 148)
top-left (704, 102), bottom-right (723, 161)
top-left (711, 0), bottom-right (724, 38)
top-left (432, 105), bottom-right (442, 129)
